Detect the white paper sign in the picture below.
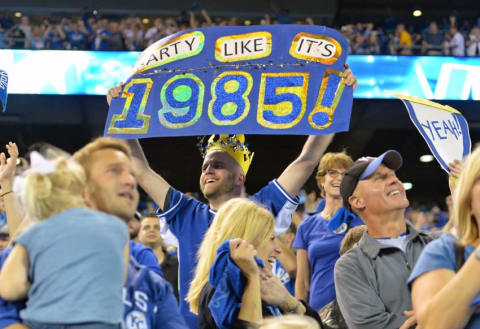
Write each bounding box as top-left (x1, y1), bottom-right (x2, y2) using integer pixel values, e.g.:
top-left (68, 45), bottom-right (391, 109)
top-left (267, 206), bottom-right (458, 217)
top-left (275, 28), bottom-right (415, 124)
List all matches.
top-left (391, 92), bottom-right (471, 172)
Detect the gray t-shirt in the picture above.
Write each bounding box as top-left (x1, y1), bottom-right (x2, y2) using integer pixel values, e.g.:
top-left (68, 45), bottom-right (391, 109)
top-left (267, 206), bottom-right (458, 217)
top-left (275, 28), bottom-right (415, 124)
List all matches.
top-left (15, 207), bottom-right (128, 324)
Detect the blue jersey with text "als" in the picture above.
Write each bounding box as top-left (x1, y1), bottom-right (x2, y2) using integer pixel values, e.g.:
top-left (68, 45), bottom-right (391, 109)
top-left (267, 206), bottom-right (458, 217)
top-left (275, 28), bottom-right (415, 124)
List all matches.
top-left (123, 258), bottom-right (188, 329)
top-left (157, 179), bottom-right (299, 329)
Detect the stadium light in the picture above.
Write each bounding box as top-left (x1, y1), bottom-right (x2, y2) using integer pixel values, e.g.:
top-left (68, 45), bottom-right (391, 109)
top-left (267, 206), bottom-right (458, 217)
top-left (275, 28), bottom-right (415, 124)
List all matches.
top-left (413, 9), bottom-right (422, 17)
top-left (403, 182), bottom-right (413, 190)
top-left (419, 154), bottom-right (434, 163)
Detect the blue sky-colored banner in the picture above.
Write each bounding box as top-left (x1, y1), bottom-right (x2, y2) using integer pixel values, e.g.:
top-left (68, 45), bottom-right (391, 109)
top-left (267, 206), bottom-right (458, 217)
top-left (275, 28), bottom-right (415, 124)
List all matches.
top-left (104, 25), bottom-right (352, 138)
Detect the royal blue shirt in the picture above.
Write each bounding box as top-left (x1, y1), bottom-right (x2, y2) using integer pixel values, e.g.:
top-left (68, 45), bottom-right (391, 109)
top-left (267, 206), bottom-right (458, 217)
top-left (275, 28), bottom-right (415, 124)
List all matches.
top-left (123, 258), bottom-right (188, 329)
top-left (0, 247), bottom-right (24, 328)
top-left (157, 179), bottom-right (298, 329)
top-left (130, 241), bottom-right (162, 277)
top-left (66, 30), bottom-right (87, 50)
top-left (293, 208), bottom-right (364, 311)
top-left (408, 234), bottom-right (480, 329)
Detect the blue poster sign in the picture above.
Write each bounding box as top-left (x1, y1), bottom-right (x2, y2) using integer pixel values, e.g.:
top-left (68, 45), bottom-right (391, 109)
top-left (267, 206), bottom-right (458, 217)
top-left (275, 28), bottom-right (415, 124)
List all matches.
top-left (103, 25), bottom-right (353, 138)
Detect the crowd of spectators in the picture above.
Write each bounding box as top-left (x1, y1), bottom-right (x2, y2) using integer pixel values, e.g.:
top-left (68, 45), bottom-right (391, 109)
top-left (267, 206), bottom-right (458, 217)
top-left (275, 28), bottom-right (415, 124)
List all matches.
top-left (1, 10), bottom-right (480, 56)
top-left (341, 16), bottom-right (480, 56)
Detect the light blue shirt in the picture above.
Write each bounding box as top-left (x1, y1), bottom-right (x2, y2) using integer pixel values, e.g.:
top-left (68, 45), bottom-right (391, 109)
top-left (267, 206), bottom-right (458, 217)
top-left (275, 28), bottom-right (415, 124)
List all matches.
top-left (15, 207), bottom-right (128, 324)
top-left (408, 233), bottom-right (480, 329)
top-left (376, 232), bottom-right (409, 253)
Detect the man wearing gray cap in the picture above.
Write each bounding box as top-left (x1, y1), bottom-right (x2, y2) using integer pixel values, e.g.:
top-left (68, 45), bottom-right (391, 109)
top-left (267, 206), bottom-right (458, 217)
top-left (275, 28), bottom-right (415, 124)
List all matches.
top-left (334, 150), bottom-right (435, 329)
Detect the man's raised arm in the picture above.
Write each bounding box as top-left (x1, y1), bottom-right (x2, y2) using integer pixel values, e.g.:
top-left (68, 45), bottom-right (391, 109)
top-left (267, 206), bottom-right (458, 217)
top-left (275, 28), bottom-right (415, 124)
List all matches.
top-left (277, 134), bottom-right (334, 197)
top-left (277, 66), bottom-right (356, 197)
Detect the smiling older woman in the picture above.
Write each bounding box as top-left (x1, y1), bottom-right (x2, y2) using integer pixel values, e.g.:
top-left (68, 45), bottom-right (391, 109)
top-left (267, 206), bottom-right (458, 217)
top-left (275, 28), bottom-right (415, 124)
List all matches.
top-left (294, 152), bottom-right (364, 323)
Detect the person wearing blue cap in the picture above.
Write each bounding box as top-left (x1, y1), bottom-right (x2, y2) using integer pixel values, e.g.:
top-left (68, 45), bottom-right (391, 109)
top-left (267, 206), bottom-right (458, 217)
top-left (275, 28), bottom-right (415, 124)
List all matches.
top-left (334, 150), bottom-right (436, 329)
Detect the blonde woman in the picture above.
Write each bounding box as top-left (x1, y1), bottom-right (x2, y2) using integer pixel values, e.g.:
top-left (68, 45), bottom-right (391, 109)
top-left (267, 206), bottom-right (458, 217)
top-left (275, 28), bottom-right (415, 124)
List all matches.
top-left (294, 152), bottom-right (363, 315)
top-left (408, 147), bottom-right (480, 329)
top-left (0, 154), bottom-right (129, 329)
top-left (187, 198), bottom-right (322, 329)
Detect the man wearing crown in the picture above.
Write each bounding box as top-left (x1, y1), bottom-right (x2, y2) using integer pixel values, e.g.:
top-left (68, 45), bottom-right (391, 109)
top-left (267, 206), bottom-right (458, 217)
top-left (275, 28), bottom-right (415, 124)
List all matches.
top-left (107, 69), bottom-right (356, 328)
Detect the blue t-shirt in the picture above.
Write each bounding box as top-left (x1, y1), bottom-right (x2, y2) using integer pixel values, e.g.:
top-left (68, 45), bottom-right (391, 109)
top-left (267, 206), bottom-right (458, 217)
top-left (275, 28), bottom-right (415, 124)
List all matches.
top-left (15, 207), bottom-right (128, 324)
top-left (272, 259), bottom-right (295, 295)
top-left (66, 30), bottom-right (87, 49)
top-left (0, 247), bottom-right (25, 328)
top-left (123, 258), bottom-right (188, 329)
top-left (408, 233), bottom-right (480, 329)
top-left (130, 240), bottom-right (162, 277)
top-left (92, 29), bottom-right (110, 50)
top-left (293, 208), bottom-right (364, 311)
top-left (157, 179), bottom-right (298, 329)
top-left (47, 31), bottom-right (64, 49)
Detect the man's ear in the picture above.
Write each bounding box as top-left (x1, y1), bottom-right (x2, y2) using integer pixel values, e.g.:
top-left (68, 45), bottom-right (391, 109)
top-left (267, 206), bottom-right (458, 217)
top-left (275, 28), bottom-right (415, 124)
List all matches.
top-left (237, 173), bottom-right (246, 186)
top-left (348, 193), bottom-right (365, 212)
top-left (83, 186), bottom-right (96, 210)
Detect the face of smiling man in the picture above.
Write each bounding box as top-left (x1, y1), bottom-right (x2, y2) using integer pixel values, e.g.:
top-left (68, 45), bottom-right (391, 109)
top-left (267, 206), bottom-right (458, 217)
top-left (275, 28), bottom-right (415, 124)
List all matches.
top-left (199, 150), bottom-right (244, 202)
top-left (85, 148), bottom-right (139, 221)
top-left (352, 164), bottom-right (409, 216)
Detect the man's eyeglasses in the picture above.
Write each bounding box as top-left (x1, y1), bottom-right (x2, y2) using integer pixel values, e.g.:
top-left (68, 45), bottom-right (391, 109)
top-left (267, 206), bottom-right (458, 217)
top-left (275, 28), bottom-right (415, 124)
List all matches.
top-left (327, 170), bottom-right (346, 178)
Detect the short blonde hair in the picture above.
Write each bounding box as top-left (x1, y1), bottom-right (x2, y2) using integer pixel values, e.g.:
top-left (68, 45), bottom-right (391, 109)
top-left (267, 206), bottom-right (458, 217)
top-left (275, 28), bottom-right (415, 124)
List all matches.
top-left (73, 137), bottom-right (131, 176)
top-left (449, 148), bottom-right (480, 245)
top-left (24, 158), bottom-right (86, 220)
top-left (316, 152), bottom-right (353, 197)
top-left (187, 198), bottom-right (274, 314)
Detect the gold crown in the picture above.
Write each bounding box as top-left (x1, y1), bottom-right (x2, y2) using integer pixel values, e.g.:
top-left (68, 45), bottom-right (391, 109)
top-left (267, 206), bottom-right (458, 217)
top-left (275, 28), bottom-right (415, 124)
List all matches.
top-left (198, 134), bottom-right (254, 175)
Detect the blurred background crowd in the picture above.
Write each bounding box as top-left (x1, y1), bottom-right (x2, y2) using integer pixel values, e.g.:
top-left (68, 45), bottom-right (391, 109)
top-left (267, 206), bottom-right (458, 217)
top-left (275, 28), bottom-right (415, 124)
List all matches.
top-left (1, 9), bottom-right (480, 56)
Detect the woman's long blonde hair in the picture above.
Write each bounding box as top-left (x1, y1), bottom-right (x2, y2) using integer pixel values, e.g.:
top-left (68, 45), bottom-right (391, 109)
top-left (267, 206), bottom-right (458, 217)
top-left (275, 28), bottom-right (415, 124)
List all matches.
top-left (24, 158), bottom-right (86, 221)
top-left (449, 147), bottom-right (480, 245)
top-left (186, 198), bottom-right (274, 314)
